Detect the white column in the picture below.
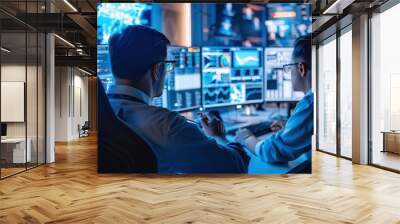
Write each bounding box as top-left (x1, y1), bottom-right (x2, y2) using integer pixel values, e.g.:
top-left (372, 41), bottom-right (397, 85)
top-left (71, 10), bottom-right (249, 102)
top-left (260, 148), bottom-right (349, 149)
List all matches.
top-left (45, 0), bottom-right (55, 163)
top-left (352, 14), bottom-right (369, 164)
top-left (46, 33), bottom-right (55, 163)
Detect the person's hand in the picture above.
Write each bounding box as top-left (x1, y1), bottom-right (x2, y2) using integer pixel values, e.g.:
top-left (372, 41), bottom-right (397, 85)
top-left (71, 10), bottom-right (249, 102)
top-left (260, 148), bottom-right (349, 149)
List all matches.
top-left (271, 120), bottom-right (284, 132)
top-left (235, 128), bottom-right (258, 153)
top-left (235, 128), bottom-right (253, 144)
top-left (200, 113), bottom-right (227, 144)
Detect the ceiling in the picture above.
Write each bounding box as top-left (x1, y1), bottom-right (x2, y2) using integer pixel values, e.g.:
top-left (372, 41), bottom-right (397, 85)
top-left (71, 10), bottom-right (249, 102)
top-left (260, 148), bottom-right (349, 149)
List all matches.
top-left (0, 0), bottom-right (97, 73)
top-left (311, 0), bottom-right (391, 42)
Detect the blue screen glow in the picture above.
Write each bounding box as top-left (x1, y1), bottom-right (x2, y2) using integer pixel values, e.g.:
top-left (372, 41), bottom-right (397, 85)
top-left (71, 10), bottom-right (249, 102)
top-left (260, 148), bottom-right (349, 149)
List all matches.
top-left (97, 3), bottom-right (152, 45)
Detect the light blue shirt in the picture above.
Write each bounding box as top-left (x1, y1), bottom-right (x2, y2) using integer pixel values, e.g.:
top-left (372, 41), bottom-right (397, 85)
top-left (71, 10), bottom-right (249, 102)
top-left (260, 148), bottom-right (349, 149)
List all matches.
top-left (107, 84), bottom-right (248, 174)
top-left (254, 90), bottom-right (314, 163)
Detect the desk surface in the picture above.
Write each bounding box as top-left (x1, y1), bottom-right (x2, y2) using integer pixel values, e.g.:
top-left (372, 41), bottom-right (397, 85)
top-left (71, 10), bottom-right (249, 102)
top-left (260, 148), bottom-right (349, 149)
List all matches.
top-left (1, 138), bottom-right (28, 143)
top-left (224, 110), bottom-right (309, 174)
top-left (381, 131), bottom-right (400, 134)
top-left (223, 110), bottom-right (275, 133)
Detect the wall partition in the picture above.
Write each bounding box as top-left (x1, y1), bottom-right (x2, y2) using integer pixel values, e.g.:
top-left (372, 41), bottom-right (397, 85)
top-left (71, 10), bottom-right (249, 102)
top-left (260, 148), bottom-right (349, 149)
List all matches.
top-left (0, 1), bottom-right (46, 179)
top-left (1, 30), bottom-right (28, 177)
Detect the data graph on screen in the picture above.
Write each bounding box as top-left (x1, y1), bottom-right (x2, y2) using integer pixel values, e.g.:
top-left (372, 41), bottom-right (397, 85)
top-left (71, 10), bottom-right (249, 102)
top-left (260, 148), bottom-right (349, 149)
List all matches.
top-left (264, 47), bottom-right (304, 101)
top-left (233, 50), bottom-right (261, 68)
top-left (202, 47), bottom-right (264, 108)
top-left (152, 46), bottom-right (202, 111)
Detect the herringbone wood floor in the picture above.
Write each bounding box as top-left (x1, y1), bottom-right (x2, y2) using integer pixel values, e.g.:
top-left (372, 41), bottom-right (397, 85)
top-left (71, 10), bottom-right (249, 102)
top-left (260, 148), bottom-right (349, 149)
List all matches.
top-left (1, 135), bottom-right (400, 224)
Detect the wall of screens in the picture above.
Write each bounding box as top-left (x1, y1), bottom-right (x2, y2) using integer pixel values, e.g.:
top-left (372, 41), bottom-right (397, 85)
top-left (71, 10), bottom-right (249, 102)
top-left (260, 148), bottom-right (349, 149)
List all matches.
top-left (97, 3), bottom-right (312, 111)
top-left (195, 3), bottom-right (311, 48)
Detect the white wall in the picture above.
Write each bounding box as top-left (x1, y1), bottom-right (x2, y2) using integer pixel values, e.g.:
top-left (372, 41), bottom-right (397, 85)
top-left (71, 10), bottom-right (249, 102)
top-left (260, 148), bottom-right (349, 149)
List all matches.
top-left (1, 65), bottom-right (26, 141)
top-left (54, 67), bottom-right (89, 141)
top-left (55, 66), bottom-right (69, 141)
top-left (1, 65), bottom-right (38, 138)
top-left (71, 73), bottom-right (89, 138)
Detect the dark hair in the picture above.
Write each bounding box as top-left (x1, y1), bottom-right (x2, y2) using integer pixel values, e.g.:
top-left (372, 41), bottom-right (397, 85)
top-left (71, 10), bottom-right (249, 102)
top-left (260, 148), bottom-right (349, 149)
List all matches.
top-left (292, 34), bottom-right (311, 68)
top-left (109, 25), bottom-right (170, 80)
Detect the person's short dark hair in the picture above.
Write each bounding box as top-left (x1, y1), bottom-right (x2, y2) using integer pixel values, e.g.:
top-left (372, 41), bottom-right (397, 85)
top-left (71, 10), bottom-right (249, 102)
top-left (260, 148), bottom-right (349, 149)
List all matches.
top-left (292, 34), bottom-right (311, 68)
top-left (109, 25), bottom-right (170, 80)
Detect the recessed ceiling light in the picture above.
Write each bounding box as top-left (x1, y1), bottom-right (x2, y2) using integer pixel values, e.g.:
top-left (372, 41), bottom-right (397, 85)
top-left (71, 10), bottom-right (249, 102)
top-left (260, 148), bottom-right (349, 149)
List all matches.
top-left (322, 0), bottom-right (354, 15)
top-left (63, 0), bottom-right (78, 12)
top-left (1, 47), bottom-right (11, 53)
top-left (78, 67), bottom-right (93, 76)
top-left (54, 34), bottom-right (75, 48)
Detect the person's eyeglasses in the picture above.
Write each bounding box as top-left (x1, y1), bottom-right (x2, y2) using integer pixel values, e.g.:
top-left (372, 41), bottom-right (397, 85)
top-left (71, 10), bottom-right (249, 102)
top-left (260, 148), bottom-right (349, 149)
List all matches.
top-left (282, 63), bottom-right (298, 74)
top-left (162, 60), bottom-right (177, 73)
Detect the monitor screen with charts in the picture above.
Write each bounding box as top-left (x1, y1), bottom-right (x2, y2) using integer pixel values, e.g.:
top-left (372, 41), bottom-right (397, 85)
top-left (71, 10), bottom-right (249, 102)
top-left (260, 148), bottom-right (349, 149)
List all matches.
top-left (97, 3), bottom-right (155, 86)
top-left (265, 4), bottom-right (312, 48)
top-left (152, 46), bottom-right (202, 112)
top-left (264, 47), bottom-right (304, 101)
top-left (202, 47), bottom-right (264, 108)
top-left (97, 44), bottom-right (113, 85)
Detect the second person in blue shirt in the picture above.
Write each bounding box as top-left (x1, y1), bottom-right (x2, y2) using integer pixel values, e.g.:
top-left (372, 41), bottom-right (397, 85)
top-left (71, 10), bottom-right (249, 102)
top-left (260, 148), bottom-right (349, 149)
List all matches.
top-left (235, 35), bottom-right (314, 168)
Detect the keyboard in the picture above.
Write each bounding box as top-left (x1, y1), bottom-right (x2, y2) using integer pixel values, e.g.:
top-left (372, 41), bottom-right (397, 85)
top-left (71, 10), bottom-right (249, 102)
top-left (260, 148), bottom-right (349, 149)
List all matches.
top-left (246, 121), bottom-right (273, 137)
top-left (226, 121), bottom-right (273, 137)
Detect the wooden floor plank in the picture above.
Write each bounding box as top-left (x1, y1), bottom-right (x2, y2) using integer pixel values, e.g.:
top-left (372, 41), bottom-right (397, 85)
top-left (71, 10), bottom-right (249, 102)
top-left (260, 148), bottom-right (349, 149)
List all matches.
top-left (0, 135), bottom-right (400, 223)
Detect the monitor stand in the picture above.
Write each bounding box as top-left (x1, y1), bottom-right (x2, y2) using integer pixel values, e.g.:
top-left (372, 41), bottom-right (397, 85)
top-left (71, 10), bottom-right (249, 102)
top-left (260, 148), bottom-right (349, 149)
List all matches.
top-left (241, 105), bottom-right (259, 117)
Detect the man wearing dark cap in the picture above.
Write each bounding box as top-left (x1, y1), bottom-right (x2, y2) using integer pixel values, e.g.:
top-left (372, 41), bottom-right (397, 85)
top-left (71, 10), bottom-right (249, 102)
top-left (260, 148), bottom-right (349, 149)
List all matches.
top-left (106, 25), bottom-right (248, 173)
top-left (235, 35), bottom-right (313, 172)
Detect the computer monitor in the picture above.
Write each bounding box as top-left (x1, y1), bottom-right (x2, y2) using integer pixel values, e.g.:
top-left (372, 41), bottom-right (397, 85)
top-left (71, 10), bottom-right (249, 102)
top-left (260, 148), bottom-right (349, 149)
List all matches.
top-left (202, 47), bottom-right (264, 108)
top-left (264, 47), bottom-right (304, 101)
top-left (1, 123), bottom-right (7, 137)
top-left (97, 3), bottom-right (157, 86)
top-left (97, 44), bottom-right (114, 86)
top-left (198, 3), bottom-right (264, 47)
top-left (152, 46), bottom-right (202, 112)
top-left (265, 4), bottom-right (312, 47)
top-left (97, 3), bottom-right (153, 45)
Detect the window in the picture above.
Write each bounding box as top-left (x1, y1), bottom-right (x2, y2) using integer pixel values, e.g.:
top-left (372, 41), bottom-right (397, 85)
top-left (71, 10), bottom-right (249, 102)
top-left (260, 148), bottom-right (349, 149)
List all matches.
top-left (317, 36), bottom-right (337, 154)
top-left (370, 3), bottom-right (400, 171)
top-left (339, 28), bottom-right (352, 158)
